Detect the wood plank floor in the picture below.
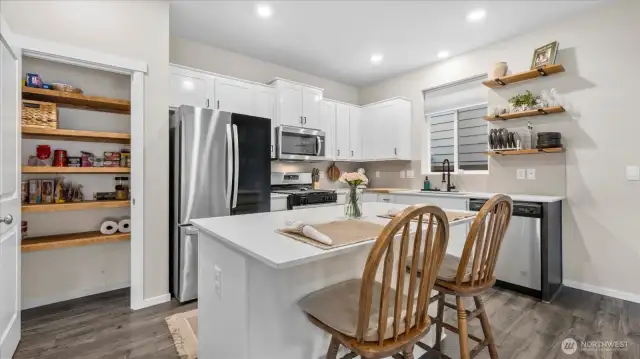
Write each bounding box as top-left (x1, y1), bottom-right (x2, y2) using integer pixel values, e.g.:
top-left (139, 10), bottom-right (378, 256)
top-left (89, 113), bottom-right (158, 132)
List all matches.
top-left (13, 287), bottom-right (640, 358)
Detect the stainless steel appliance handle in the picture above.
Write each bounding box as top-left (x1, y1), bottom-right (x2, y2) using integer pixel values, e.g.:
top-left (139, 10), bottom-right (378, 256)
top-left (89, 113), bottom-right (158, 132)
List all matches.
top-left (277, 128), bottom-right (283, 158)
top-left (232, 124), bottom-right (240, 209)
top-left (225, 124), bottom-right (233, 209)
top-left (316, 136), bottom-right (322, 156)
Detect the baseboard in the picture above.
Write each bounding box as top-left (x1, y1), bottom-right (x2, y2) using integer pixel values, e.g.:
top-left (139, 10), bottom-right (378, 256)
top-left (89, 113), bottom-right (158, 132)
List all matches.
top-left (132, 293), bottom-right (172, 310)
top-left (23, 282), bottom-right (130, 310)
top-left (563, 280), bottom-right (640, 304)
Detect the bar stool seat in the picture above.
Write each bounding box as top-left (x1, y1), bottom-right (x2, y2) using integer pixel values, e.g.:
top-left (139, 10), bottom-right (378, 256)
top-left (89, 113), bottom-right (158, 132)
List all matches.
top-left (410, 253), bottom-right (474, 282)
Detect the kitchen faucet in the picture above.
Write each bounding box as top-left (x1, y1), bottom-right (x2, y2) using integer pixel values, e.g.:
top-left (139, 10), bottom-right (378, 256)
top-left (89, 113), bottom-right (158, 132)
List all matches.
top-left (441, 159), bottom-right (455, 192)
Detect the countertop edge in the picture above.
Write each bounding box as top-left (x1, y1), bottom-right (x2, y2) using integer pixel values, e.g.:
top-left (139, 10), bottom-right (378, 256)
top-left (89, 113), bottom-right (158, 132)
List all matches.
top-left (388, 190), bottom-right (565, 203)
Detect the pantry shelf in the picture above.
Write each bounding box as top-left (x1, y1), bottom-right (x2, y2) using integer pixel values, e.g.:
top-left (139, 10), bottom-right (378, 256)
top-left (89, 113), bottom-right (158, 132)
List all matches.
top-left (22, 200), bottom-right (130, 213)
top-left (22, 126), bottom-right (131, 144)
top-left (483, 106), bottom-right (565, 121)
top-left (483, 64), bottom-right (565, 89)
top-left (21, 231), bottom-right (130, 252)
top-left (485, 147), bottom-right (565, 156)
top-left (22, 86), bottom-right (130, 114)
top-left (22, 166), bottom-right (130, 174)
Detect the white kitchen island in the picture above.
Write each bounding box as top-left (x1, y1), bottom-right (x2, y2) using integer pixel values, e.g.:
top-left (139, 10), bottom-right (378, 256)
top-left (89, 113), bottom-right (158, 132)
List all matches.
top-left (191, 202), bottom-right (475, 359)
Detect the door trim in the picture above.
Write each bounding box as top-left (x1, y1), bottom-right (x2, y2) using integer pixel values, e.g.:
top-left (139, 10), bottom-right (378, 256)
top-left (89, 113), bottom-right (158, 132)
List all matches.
top-left (13, 35), bottom-right (156, 310)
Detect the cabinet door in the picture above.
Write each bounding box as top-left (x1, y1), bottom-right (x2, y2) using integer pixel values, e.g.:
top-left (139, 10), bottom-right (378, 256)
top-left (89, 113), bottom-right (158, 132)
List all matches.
top-left (335, 104), bottom-right (351, 160)
top-left (360, 106), bottom-right (374, 160)
top-left (252, 86), bottom-right (276, 158)
top-left (170, 72), bottom-right (208, 108)
top-left (376, 103), bottom-right (397, 159)
top-left (394, 100), bottom-right (412, 160)
top-left (277, 82), bottom-right (304, 127)
top-left (349, 106), bottom-right (362, 160)
top-left (302, 87), bottom-right (323, 129)
top-left (214, 78), bottom-right (253, 115)
top-left (320, 101), bottom-right (336, 160)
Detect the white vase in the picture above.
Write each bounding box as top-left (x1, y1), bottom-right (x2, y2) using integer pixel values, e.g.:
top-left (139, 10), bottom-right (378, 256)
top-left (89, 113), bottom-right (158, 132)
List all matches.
top-left (491, 62), bottom-right (508, 78)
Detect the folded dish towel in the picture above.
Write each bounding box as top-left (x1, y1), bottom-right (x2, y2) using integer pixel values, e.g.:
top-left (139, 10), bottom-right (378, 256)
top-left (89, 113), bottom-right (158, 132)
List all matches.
top-left (284, 220), bottom-right (333, 245)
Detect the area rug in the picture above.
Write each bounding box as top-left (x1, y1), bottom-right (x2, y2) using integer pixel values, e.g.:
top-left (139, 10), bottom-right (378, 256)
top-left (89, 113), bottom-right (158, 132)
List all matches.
top-left (166, 309), bottom-right (198, 359)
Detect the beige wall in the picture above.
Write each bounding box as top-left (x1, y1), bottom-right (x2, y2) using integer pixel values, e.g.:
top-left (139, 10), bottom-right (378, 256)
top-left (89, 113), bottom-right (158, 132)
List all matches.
top-left (170, 36), bottom-right (359, 104)
top-left (359, 0), bottom-right (640, 297)
top-left (3, 0), bottom-right (170, 301)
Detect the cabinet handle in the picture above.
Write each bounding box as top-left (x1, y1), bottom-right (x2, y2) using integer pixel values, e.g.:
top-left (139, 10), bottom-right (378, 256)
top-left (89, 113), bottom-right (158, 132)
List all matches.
top-left (394, 147), bottom-right (397, 155)
top-left (206, 99), bottom-right (210, 108)
top-left (351, 150), bottom-right (354, 157)
top-left (337, 149), bottom-right (340, 156)
top-left (304, 116), bottom-right (307, 124)
top-left (271, 145), bottom-right (273, 152)
top-left (217, 100), bottom-right (220, 109)
top-left (300, 116), bottom-right (303, 124)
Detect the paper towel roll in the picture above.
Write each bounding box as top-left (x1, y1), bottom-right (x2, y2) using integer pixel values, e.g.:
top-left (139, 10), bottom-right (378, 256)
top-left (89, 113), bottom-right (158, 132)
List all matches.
top-left (100, 220), bottom-right (119, 235)
top-left (118, 218), bottom-right (131, 233)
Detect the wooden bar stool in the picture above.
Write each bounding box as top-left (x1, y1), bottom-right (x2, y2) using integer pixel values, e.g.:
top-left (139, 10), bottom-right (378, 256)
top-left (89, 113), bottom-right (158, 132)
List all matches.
top-left (298, 204), bottom-right (451, 359)
top-left (411, 194), bottom-right (513, 359)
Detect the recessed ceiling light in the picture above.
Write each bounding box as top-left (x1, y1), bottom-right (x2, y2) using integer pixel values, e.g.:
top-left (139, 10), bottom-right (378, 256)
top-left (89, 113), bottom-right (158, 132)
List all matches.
top-left (466, 9), bottom-right (487, 22)
top-left (437, 51), bottom-right (450, 59)
top-left (256, 4), bottom-right (273, 18)
top-left (370, 54), bottom-right (384, 64)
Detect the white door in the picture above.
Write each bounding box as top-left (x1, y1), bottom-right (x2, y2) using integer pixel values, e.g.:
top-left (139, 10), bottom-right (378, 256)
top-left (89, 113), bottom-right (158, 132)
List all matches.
top-left (252, 86), bottom-right (276, 158)
top-left (0, 17), bottom-right (21, 359)
top-left (320, 101), bottom-right (336, 160)
top-left (276, 82), bottom-right (303, 127)
top-left (348, 106), bottom-right (362, 160)
top-left (302, 87), bottom-right (322, 129)
top-left (169, 72), bottom-right (208, 108)
top-left (214, 78), bottom-right (252, 115)
top-left (335, 104), bottom-right (350, 160)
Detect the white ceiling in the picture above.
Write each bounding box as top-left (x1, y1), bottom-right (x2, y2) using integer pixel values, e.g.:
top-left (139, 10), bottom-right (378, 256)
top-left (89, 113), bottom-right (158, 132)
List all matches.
top-left (170, 1), bottom-right (601, 87)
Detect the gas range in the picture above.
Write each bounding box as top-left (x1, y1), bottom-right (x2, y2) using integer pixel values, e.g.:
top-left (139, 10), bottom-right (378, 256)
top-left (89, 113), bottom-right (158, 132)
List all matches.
top-left (271, 172), bottom-right (337, 210)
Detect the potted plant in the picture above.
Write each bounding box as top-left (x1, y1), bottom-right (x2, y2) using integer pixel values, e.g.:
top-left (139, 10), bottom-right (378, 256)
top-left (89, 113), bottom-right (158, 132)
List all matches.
top-left (339, 172), bottom-right (368, 219)
top-left (508, 90), bottom-right (539, 112)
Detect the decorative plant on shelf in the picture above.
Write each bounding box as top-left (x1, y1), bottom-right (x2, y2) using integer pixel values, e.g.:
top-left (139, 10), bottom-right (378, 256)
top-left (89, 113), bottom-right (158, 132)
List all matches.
top-left (508, 90), bottom-right (539, 112)
top-left (339, 172), bottom-right (368, 219)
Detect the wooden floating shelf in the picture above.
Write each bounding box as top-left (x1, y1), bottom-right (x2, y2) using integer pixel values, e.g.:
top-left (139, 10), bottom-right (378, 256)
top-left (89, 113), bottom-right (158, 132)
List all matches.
top-left (22, 126), bottom-right (131, 144)
top-left (22, 166), bottom-right (130, 174)
top-left (22, 86), bottom-right (130, 115)
top-left (483, 64), bottom-right (565, 89)
top-left (22, 231), bottom-right (130, 252)
top-left (486, 148), bottom-right (565, 156)
top-left (22, 200), bottom-right (130, 213)
top-left (484, 106), bottom-right (565, 121)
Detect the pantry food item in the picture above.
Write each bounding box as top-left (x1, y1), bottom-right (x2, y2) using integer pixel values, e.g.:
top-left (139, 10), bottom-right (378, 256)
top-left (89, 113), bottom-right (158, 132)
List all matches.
top-left (94, 192), bottom-right (117, 201)
top-left (52, 83), bottom-right (82, 93)
top-left (81, 151), bottom-right (95, 167)
top-left (53, 149), bottom-right (68, 167)
top-left (120, 149), bottom-right (131, 167)
top-left (115, 177), bottom-right (129, 200)
top-left (67, 157), bottom-right (81, 167)
top-left (94, 157), bottom-right (104, 167)
top-left (21, 180), bottom-right (29, 204)
top-left (103, 160), bottom-right (120, 167)
top-left (54, 178), bottom-right (65, 203)
top-left (29, 180), bottom-right (41, 204)
top-left (104, 152), bottom-right (121, 161)
top-left (41, 180), bottom-right (54, 203)
top-left (21, 221), bottom-right (28, 239)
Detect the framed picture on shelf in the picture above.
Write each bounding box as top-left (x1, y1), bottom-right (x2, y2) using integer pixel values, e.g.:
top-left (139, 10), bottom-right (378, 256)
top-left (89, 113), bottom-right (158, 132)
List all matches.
top-left (530, 41), bottom-right (559, 69)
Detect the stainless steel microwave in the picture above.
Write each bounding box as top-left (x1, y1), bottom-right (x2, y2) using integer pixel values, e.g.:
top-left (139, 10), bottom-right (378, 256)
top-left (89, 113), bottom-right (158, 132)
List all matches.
top-left (277, 125), bottom-right (325, 161)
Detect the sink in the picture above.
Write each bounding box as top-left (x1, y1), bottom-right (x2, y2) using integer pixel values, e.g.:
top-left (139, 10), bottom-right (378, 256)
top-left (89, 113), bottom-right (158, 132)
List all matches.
top-left (394, 190), bottom-right (471, 196)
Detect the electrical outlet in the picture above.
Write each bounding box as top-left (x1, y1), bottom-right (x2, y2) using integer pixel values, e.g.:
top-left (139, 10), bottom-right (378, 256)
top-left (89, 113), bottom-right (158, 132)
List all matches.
top-left (516, 169), bottom-right (526, 180)
top-left (319, 170), bottom-right (325, 179)
top-left (527, 168), bottom-right (536, 180)
top-left (214, 265), bottom-right (222, 299)
top-left (406, 170), bottom-right (415, 179)
top-left (626, 165), bottom-right (640, 181)
top-left (399, 170), bottom-right (406, 179)
top-left (375, 171), bottom-right (380, 178)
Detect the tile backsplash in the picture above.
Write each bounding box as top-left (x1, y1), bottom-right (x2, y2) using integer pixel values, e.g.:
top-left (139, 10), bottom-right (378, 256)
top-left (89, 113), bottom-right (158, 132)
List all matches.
top-left (270, 161), bottom-right (361, 189)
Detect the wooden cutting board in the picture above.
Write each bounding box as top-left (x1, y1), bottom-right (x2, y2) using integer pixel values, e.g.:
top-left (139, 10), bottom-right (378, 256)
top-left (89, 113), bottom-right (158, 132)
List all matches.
top-left (327, 162), bottom-right (340, 182)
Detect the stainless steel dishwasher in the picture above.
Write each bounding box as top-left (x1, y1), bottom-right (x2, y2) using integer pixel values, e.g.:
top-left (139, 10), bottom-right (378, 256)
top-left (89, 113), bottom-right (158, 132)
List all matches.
top-left (469, 198), bottom-right (563, 302)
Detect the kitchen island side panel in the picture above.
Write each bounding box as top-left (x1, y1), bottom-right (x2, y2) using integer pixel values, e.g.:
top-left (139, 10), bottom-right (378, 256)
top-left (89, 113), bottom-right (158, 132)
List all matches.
top-left (542, 201), bottom-right (563, 302)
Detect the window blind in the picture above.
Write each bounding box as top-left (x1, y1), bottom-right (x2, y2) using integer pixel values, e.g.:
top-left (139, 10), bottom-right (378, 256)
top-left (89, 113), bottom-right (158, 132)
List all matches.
top-left (429, 112), bottom-right (455, 172)
top-left (458, 105), bottom-right (488, 171)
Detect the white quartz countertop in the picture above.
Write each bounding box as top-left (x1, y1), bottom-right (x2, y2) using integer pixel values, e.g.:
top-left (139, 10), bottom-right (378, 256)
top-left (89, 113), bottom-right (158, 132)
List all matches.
top-left (388, 190), bottom-right (564, 203)
top-left (191, 202), bottom-right (474, 269)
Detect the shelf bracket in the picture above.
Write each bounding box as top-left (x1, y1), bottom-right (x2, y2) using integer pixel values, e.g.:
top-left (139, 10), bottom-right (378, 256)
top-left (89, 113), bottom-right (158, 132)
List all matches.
top-left (494, 78), bottom-right (506, 86)
top-left (537, 108), bottom-right (548, 115)
top-left (536, 67), bottom-right (548, 76)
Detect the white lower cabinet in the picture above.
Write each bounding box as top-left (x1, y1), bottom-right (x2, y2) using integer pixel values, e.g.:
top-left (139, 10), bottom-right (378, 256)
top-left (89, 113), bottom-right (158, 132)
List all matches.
top-left (271, 197), bottom-right (288, 212)
top-left (363, 193), bottom-right (378, 202)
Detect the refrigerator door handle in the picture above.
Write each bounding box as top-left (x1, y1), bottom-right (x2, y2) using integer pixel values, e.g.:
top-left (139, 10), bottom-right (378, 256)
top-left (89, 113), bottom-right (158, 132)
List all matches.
top-left (226, 124), bottom-right (233, 209)
top-left (316, 136), bottom-right (322, 156)
top-left (232, 124), bottom-right (240, 209)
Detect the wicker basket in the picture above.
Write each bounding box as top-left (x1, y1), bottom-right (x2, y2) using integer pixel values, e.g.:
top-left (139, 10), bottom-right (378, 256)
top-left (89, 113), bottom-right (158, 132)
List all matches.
top-left (22, 100), bottom-right (57, 128)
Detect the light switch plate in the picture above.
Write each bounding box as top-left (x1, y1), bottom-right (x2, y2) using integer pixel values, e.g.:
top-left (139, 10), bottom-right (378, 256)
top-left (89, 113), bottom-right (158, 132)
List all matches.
top-left (626, 165), bottom-right (640, 181)
top-left (399, 170), bottom-right (406, 179)
top-left (375, 171), bottom-right (380, 178)
top-left (516, 169), bottom-right (526, 180)
top-left (527, 168), bottom-right (536, 180)
top-left (319, 170), bottom-right (325, 179)
top-left (406, 170), bottom-right (415, 179)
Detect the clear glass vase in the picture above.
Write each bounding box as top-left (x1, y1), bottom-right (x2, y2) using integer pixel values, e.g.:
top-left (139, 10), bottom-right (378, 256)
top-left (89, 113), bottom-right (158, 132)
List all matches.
top-left (344, 186), bottom-right (363, 219)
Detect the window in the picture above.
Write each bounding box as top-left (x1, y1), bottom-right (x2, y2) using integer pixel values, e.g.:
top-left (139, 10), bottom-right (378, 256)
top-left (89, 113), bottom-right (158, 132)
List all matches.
top-left (426, 103), bottom-right (488, 173)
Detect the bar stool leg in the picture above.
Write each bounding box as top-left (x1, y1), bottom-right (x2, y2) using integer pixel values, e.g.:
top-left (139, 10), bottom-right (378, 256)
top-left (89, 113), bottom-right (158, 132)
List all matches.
top-left (402, 345), bottom-right (415, 359)
top-left (326, 336), bottom-right (340, 359)
top-left (474, 296), bottom-right (499, 359)
top-left (456, 296), bottom-right (470, 359)
top-left (434, 293), bottom-right (445, 350)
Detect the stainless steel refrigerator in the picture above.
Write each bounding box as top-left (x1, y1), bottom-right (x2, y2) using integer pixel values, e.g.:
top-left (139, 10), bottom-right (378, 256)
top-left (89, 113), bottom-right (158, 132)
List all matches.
top-left (170, 105), bottom-right (271, 302)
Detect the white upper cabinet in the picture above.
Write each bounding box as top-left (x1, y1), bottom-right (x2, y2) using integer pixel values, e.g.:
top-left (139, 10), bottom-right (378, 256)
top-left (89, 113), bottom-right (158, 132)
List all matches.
top-left (320, 100), bottom-right (337, 160)
top-left (335, 103), bottom-right (351, 160)
top-left (361, 98), bottom-right (412, 161)
top-left (170, 67), bottom-right (211, 109)
top-left (349, 106), bottom-right (362, 160)
top-left (271, 79), bottom-right (324, 129)
top-left (302, 87), bottom-right (323, 130)
top-left (213, 77), bottom-right (253, 115)
top-left (252, 85), bottom-right (276, 158)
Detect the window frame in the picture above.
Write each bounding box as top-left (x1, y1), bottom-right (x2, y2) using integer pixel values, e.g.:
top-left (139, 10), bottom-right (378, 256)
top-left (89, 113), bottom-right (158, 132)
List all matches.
top-left (424, 102), bottom-right (489, 175)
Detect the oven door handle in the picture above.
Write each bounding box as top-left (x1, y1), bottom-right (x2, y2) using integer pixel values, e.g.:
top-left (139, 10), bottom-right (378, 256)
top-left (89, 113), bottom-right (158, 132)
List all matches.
top-left (225, 124), bottom-right (233, 209)
top-left (232, 124), bottom-right (240, 209)
top-left (316, 136), bottom-right (322, 156)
